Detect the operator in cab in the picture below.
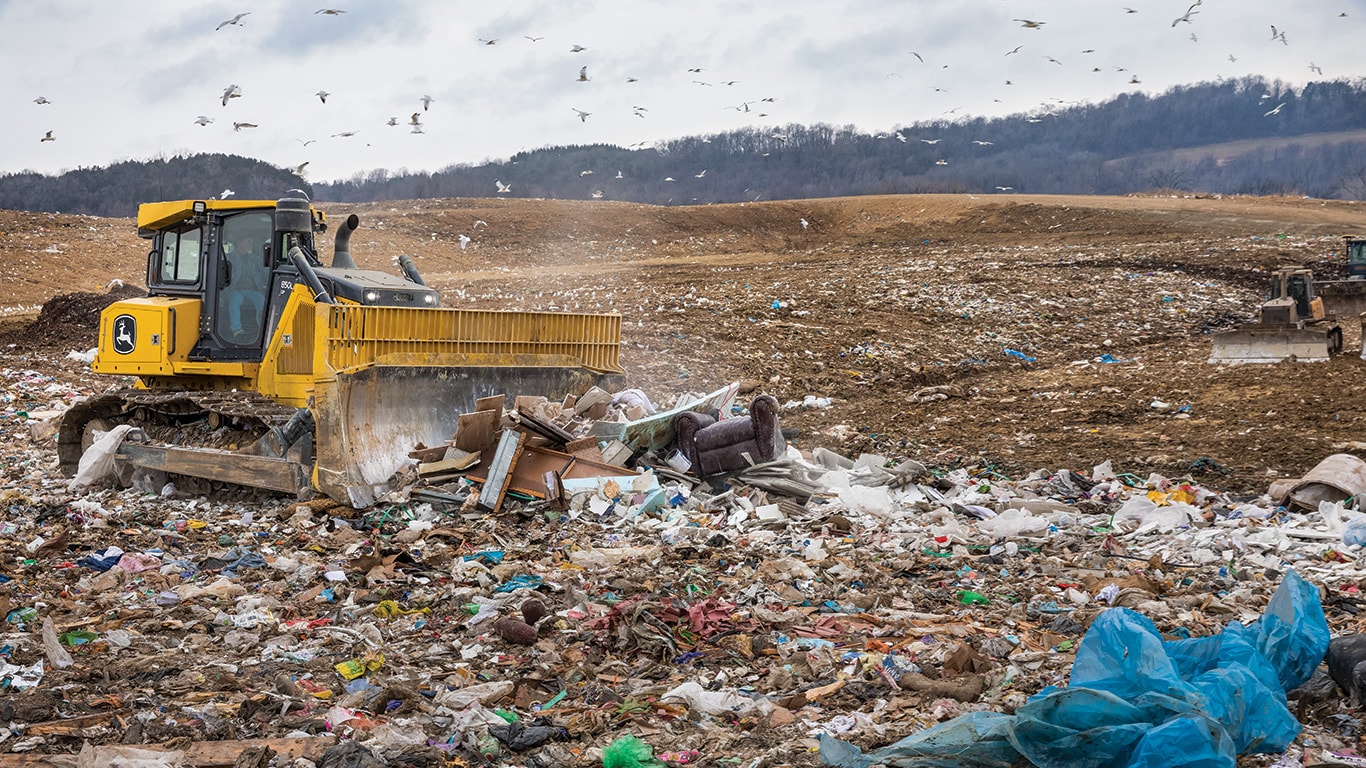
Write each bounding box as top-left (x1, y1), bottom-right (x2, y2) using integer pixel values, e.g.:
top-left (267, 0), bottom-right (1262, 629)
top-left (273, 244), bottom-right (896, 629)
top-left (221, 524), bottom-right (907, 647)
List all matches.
top-left (223, 233), bottom-right (269, 342)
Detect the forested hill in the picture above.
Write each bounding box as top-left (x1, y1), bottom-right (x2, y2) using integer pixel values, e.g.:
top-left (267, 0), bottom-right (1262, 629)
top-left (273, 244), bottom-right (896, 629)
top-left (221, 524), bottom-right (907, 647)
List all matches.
top-left (3, 76), bottom-right (1365, 216)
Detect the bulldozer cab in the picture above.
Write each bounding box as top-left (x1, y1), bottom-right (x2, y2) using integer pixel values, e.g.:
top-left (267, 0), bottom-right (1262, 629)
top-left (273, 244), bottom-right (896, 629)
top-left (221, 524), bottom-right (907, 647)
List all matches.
top-left (1270, 268), bottom-right (1316, 320)
top-left (143, 200), bottom-right (321, 362)
top-left (1347, 237), bottom-right (1366, 280)
top-left (215, 211), bottom-right (275, 348)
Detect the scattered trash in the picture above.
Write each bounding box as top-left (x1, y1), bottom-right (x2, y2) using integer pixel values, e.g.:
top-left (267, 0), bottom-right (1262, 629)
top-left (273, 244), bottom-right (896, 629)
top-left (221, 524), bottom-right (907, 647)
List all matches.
top-left (2, 366), bottom-right (1363, 766)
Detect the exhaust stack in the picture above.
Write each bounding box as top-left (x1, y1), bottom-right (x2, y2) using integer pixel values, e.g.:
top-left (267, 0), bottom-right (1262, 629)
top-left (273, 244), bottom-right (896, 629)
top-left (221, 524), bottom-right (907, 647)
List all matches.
top-left (332, 213), bottom-right (360, 269)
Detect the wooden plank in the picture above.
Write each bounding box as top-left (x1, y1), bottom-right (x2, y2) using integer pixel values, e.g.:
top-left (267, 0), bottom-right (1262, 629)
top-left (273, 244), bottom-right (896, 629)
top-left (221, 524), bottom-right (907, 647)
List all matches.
top-left (418, 451), bottom-right (479, 476)
top-left (475, 394), bottom-right (505, 412)
top-left (455, 409), bottom-right (500, 453)
top-left (477, 430), bottom-right (526, 512)
top-left (25, 709), bottom-right (130, 735)
top-left (117, 443), bottom-right (307, 493)
top-left (512, 409), bottom-right (576, 445)
top-left (0, 736), bottom-right (338, 767)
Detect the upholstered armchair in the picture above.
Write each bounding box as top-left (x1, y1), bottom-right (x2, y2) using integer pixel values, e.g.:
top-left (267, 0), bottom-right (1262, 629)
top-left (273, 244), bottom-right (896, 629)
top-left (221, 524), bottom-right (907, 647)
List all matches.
top-left (672, 394), bottom-right (784, 476)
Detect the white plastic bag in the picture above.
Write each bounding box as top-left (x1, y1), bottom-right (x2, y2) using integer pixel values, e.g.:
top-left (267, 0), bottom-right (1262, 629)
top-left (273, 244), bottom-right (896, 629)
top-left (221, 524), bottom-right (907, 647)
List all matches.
top-left (70, 424), bottom-right (135, 488)
top-left (976, 508), bottom-right (1050, 538)
top-left (660, 680), bottom-right (773, 716)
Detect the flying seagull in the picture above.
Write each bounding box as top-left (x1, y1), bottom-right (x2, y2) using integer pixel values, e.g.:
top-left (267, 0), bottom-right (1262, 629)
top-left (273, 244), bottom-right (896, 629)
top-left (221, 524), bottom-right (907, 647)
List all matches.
top-left (525, 35), bottom-right (543, 42)
top-left (478, 38), bottom-right (497, 45)
top-left (216, 12), bottom-right (250, 30)
top-left (577, 66), bottom-right (590, 82)
top-left (222, 83), bottom-right (242, 106)
top-left (972, 140), bottom-right (994, 145)
top-left (1270, 25), bottom-right (1288, 44)
top-left (920, 138), bottom-right (941, 144)
top-left (572, 107), bottom-right (591, 122)
top-left (387, 116), bottom-right (399, 126)
top-left (316, 9), bottom-right (346, 15)
top-left (570, 44), bottom-right (587, 52)
top-left (40, 130), bottom-right (54, 142)
top-left (410, 112), bottom-right (422, 125)
top-left (495, 180), bottom-right (511, 193)
top-left (331, 130), bottom-right (357, 137)
top-left (1309, 62), bottom-right (1323, 75)
top-left (995, 186), bottom-right (1014, 191)
top-left (233, 121), bottom-right (258, 132)
top-left (1172, 1), bottom-right (1201, 26)
top-left (294, 162), bottom-right (309, 175)
top-left (220, 189), bottom-right (235, 199)
top-left (33, 96), bottom-right (50, 105)
top-left (420, 94), bottom-right (434, 111)
top-left (909, 51), bottom-right (924, 62)
top-left (1263, 102), bottom-right (1286, 116)
top-left (315, 90), bottom-right (329, 103)
top-left (1005, 45), bottom-right (1023, 56)
top-left (1014, 18), bottom-right (1044, 29)
top-left (194, 115), bottom-right (214, 126)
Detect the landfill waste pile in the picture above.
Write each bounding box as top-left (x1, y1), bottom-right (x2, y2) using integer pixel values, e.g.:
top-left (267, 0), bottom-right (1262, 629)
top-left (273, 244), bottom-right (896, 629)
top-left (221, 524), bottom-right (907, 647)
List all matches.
top-left (1, 367), bottom-right (1366, 766)
top-left (0, 194), bottom-right (1365, 766)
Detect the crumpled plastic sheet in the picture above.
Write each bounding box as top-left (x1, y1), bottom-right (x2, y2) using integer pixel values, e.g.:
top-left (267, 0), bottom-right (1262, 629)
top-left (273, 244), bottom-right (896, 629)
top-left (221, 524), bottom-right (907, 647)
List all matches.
top-left (820, 569), bottom-right (1328, 768)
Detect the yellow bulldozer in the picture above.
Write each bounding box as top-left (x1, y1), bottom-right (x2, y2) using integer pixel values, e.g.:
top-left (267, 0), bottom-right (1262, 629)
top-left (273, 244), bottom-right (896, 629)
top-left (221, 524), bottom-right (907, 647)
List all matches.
top-left (1208, 266), bottom-right (1346, 363)
top-left (58, 193), bottom-right (623, 506)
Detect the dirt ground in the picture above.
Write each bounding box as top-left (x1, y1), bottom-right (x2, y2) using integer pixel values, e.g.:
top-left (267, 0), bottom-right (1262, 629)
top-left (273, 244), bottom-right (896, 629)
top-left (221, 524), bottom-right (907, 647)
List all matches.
top-left (2, 192), bottom-right (1364, 494)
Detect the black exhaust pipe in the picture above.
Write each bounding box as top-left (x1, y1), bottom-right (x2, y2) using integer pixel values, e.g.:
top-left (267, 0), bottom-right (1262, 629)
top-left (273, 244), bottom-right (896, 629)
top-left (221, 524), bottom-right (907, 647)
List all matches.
top-left (398, 254), bottom-right (427, 285)
top-left (333, 213), bottom-right (360, 269)
top-left (289, 243), bottom-right (333, 304)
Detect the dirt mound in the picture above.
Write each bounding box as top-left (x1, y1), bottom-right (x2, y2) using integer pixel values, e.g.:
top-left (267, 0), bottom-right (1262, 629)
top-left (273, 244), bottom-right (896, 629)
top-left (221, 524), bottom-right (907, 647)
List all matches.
top-left (7, 282), bottom-right (145, 349)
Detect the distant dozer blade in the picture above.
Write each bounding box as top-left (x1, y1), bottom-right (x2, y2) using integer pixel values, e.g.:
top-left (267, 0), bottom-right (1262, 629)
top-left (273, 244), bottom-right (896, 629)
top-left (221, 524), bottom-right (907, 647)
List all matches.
top-left (1315, 280), bottom-right (1366, 318)
top-left (1208, 324), bottom-right (1333, 364)
top-left (310, 353), bottom-right (615, 507)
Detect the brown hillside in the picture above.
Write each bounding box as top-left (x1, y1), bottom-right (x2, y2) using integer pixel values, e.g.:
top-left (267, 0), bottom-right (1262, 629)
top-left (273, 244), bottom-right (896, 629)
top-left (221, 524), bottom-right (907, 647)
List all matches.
top-left (3, 192), bottom-right (1365, 492)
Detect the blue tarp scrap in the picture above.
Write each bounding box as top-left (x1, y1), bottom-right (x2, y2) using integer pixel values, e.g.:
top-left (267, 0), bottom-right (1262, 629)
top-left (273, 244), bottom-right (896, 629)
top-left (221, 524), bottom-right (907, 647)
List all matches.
top-left (820, 569), bottom-right (1329, 768)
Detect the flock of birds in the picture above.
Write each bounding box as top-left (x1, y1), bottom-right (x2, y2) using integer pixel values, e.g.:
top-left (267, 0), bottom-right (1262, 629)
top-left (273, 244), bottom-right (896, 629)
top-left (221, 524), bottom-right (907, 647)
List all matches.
top-left (22, 3), bottom-right (1346, 202)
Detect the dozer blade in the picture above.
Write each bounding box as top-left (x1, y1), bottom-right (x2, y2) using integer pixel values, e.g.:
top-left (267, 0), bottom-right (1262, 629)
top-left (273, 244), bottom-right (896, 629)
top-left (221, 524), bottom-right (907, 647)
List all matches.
top-left (311, 353), bottom-right (614, 508)
top-left (1316, 280), bottom-right (1366, 318)
top-left (1208, 325), bottom-right (1332, 364)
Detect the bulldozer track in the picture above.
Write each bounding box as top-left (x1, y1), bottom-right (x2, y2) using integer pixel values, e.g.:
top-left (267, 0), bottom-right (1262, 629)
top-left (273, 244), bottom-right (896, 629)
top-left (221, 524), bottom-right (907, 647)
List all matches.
top-left (57, 389), bottom-right (304, 479)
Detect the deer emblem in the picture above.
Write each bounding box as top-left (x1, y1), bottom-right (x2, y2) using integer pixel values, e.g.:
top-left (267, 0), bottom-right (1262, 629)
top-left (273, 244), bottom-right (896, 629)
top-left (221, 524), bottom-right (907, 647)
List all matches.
top-left (113, 315), bottom-right (136, 354)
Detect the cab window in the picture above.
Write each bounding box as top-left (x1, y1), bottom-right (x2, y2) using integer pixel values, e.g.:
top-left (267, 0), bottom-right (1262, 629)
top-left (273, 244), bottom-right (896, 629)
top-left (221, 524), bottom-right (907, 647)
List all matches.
top-left (159, 228), bottom-right (202, 284)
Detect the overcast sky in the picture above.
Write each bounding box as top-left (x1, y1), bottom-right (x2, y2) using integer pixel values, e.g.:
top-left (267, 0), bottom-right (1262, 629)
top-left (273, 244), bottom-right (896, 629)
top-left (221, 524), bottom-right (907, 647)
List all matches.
top-left (1, 1), bottom-right (1358, 186)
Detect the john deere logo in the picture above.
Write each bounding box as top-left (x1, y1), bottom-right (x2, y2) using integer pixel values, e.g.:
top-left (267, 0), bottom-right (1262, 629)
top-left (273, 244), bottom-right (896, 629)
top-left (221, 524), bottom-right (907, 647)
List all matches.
top-left (112, 314), bottom-right (136, 355)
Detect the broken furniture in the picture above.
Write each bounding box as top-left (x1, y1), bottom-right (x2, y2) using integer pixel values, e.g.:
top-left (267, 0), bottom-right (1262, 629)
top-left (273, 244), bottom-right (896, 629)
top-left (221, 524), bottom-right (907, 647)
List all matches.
top-left (673, 394), bottom-right (783, 476)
